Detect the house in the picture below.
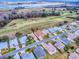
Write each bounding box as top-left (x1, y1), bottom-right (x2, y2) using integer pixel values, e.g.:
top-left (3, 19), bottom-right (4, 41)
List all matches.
top-left (0, 13), bottom-right (5, 21)
top-left (51, 36), bottom-right (60, 42)
top-left (54, 41), bottom-right (65, 51)
top-left (33, 30), bottom-right (57, 55)
top-left (67, 33), bottom-right (77, 42)
top-left (19, 35), bottom-right (27, 45)
top-left (42, 29), bottom-right (50, 35)
top-left (60, 38), bottom-right (70, 45)
top-left (43, 43), bottom-right (57, 55)
top-left (76, 48), bottom-right (79, 54)
top-left (54, 27), bottom-right (60, 30)
top-left (30, 33), bottom-right (39, 42)
top-left (76, 21), bottom-right (79, 25)
top-left (57, 27), bottom-right (63, 31)
top-left (65, 25), bottom-right (73, 30)
top-left (34, 30), bottom-right (45, 40)
top-left (47, 27), bottom-right (57, 34)
top-left (14, 53), bottom-right (20, 59)
top-left (48, 27), bottom-right (61, 34)
top-left (74, 30), bottom-right (79, 36)
top-left (42, 29), bottom-right (52, 38)
top-left (34, 46), bottom-right (45, 59)
top-left (0, 13), bottom-right (9, 21)
top-left (0, 42), bottom-right (7, 50)
top-left (61, 25), bottom-right (67, 29)
top-left (70, 22), bottom-right (78, 27)
top-left (21, 53), bottom-right (35, 59)
top-left (10, 38), bottom-right (19, 48)
top-left (69, 52), bottom-right (79, 59)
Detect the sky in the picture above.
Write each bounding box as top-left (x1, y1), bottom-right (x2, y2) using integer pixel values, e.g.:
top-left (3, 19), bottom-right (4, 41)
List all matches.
top-left (0, 0), bottom-right (79, 2)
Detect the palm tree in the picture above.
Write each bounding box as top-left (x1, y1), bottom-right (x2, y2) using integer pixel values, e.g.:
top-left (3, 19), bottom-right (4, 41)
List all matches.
top-left (15, 32), bottom-right (22, 48)
top-left (75, 37), bottom-right (79, 46)
top-left (2, 36), bottom-right (10, 50)
top-left (26, 35), bottom-right (31, 46)
top-left (26, 35), bottom-right (35, 46)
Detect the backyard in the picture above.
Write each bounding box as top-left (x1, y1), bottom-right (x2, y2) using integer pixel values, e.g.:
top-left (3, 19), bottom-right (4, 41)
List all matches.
top-left (45, 52), bottom-right (68, 59)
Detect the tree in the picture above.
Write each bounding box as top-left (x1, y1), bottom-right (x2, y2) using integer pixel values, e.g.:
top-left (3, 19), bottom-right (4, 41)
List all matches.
top-left (70, 11), bottom-right (73, 13)
top-left (51, 8), bottom-right (55, 16)
top-left (75, 16), bottom-right (79, 21)
top-left (64, 45), bottom-right (69, 52)
top-left (64, 21), bottom-right (68, 24)
top-left (75, 37), bottom-right (79, 46)
top-left (41, 9), bottom-right (47, 17)
top-left (15, 32), bottom-right (22, 48)
top-left (26, 35), bottom-right (35, 46)
top-left (1, 36), bottom-right (10, 50)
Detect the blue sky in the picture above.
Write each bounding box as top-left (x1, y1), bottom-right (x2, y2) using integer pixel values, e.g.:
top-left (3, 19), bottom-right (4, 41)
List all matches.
top-left (0, 0), bottom-right (78, 2)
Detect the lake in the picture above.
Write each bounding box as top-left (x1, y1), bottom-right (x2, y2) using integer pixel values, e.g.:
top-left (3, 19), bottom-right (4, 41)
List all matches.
top-left (0, 3), bottom-right (57, 9)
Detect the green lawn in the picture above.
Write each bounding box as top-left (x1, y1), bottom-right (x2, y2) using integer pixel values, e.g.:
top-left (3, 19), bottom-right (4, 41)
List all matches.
top-left (45, 52), bottom-right (68, 59)
top-left (1, 48), bottom-right (16, 55)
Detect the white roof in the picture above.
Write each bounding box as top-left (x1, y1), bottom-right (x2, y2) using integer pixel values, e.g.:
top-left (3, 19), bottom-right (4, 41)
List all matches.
top-left (76, 48), bottom-right (79, 54)
top-left (69, 52), bottom-right (79, 59)
top-left (67, 33), bottom-right (77, 42)
top-left (14, 53), bottom-right (20, 59)
top-left (55, 41), bottom-right (65, 50)
top-left (70, 22), bottom-right (77, 26)
top-left (74, 30), bottom-right (79, 36)
top-left (30, 33), bottom-right (39, 42)
top-left (43, 43), bottom-right (57, 55)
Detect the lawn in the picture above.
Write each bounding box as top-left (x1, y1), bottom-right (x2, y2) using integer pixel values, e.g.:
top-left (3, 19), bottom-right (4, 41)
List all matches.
top-left (45, 52), bottom-right (68, 59)
top-left (1, 48), bottom-right (16, 55)
top-left (0, 16), bottom-right (73, 37)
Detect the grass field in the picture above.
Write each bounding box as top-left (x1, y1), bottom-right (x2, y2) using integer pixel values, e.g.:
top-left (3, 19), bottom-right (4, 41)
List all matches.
top-left (0, 15), bottom-right (73, 37)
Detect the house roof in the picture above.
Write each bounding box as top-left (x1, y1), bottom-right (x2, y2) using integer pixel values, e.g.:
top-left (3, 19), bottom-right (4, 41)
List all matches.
top-left (70, 22), bottom-right (78, 26)
top-left (76, 48), bottom-right (79, 54)
top-left (69, 52), bottom-right (79, 59)
top-left (74, 30), bottom-right (79, 36)
top-left (19, 36), bottom-right (27, 44)
top-left (34, 46), bottom-right (45, 59)
top-left (21, 53), bottom-right (35, 59)
top-left (34, 30), bottom-right (45, 39)
top-left (0, 42), bottom-right (7, 50)
top-left (67, 33), bottom-right (77, 42)
top-left (43, 43), bottom-right (57, 55)
top-left (42, 29), bottom-right (49, 35)
top-left (30, 33), bottom-right (39, 42)
top-left (14, 53), bottom-right (20, 59)
top-left (55, 41), bottom-right (65, 50)
top-left (47, 28), bottom-right (56, 33)
top-left (10, 38), bottom-right (18, 47)
top-left (60, 38), bottom-right (70, 45)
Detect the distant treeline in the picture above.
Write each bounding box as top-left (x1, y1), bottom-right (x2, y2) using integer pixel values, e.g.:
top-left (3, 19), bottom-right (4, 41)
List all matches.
top-left (0, 7), bottom-right (79, 28)
top-left (0, 9), bottom-right (60, 28)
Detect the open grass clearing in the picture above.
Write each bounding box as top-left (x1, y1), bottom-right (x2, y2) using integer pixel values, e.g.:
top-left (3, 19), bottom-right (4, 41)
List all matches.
top-left (0, 16), bottom-right (73, 37)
